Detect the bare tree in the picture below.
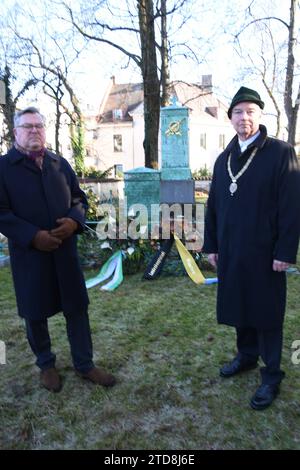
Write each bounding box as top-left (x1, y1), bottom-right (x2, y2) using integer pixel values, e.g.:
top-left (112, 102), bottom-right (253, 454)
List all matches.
top-left (0, 6), bottom-right (40, 150)
top-left (0, 65), bottom-right (37, 149)
top-left (137, 0), bottom-right (160, 168)
top-left (8, 0), bottom-right (87, 173)
top-left (235, 22), bottom-right (282, 137)
top-left (41, 75), bottom-right (64, 155)
top-left (284, 0), bottom-right (299, 146)
top-left (62, 0), bottom-right (193, 168)
top-left (0, 0), bottom-right (90, 171)
top-left (235, 0), bottom-right (300, 146)
top-left (17, 33), bottom-right (86, 172)
top-left (159, 0), bottom-right (171, 107)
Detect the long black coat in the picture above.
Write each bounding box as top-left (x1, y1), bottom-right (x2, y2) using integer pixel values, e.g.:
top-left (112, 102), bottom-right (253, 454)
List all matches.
top-left (0, 147), bottom-right (89, 320)
top-left (203, 125), bottom-right (300, 329)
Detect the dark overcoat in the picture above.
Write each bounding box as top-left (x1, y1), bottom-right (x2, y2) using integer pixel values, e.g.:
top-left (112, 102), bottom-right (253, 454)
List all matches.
top-left (203, 125), bottom-right (300, 329)
top-left (0, 147), bottom-right (89, 320)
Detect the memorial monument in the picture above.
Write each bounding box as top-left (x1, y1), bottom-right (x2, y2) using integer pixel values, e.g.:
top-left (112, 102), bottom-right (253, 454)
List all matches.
top-left (124, 95), bottom-right (194, 231)
top-left (160, 97), bottom-right (194, 204)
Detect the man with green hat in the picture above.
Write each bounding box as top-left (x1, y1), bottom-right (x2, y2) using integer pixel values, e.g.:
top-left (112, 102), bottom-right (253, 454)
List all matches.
top-left (227, 86), bottom-right (265, 119)
top-left (202, 86), bottom-right (300, 410)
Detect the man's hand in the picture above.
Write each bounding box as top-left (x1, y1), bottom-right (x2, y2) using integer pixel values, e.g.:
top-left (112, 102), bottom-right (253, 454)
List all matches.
top-left (273, 259), bottom-right (290, 272)
top-left (32, 230), bottom-right (62, 252)
top-left (208, 253), bottom-right (218, 268)
top-left (50, 218), bottom-right (78, 241)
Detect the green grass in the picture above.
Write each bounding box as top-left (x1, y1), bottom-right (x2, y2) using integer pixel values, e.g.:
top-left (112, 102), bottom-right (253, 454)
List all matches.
top-left (0, 261), bottom-right (300, 450)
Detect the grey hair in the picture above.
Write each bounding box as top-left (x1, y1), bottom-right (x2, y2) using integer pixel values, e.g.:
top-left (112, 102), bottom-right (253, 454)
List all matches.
top-left (14, 107), bottom-right (46, 128)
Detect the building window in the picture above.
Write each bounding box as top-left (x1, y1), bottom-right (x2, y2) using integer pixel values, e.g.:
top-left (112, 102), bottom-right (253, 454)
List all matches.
top-left (114, 164), bottom-right (123, 178)
top-left (113, 109), bottom-right (123, 120)
top-left (113, 134), bottom-right (123, 152)
top-left (200, 133), bottom-right (206, 149)
top-left (219, 134), bottom-right (225, 149)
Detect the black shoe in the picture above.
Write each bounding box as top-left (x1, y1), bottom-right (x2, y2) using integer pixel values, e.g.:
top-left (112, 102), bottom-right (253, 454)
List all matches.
top-left (220, 357), bottom-right (258, 378)
top-left (250, 383), bottom-right (279, 410)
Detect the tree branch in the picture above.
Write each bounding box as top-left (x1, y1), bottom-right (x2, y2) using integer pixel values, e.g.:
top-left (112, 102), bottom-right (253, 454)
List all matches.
top-left (91, 20), bottom-right (139, 34)
top-left (14, 78), bottom-right (38, 103)
top-left (235, 16), bottom-right (289, 40)
top-left (65, 3), bottom-right (141, 67)
top-left (153, 0), bottom-right (188, 19)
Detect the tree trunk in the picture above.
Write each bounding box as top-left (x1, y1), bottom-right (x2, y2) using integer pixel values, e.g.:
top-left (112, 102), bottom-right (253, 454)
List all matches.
top-left (0, 66), bottom-right (15, 148)
top-left (284, 0), bottom-right (299, 146)
top-left (138, 0), bottom-right (160, 169)
top-left (160, 0), bottom-right (171, 107)
top-left (55, 96), bottom-right (61, 155)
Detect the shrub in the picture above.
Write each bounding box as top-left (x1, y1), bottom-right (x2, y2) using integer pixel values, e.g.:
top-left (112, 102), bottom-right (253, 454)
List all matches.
top-left (76, 166), bottom-right (114, 179)
top-left (192, 164), bottom-right (212, 180)
top-left (85, 188), bottom-right (101, 221)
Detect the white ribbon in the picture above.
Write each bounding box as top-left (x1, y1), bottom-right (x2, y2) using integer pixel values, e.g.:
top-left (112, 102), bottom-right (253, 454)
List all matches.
top-left (85, 250), bottom-right (123, 291)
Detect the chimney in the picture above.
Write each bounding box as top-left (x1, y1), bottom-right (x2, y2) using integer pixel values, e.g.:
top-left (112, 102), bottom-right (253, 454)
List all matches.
top-left (111, 75), bottom-right (116, 85)
top-left (202, 75), bottom-right (212, 89)
top-left (205, 106), bottom-right (218, 118)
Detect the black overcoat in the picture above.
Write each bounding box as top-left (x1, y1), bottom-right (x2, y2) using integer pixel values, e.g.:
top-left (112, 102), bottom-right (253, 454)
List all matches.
top-left (203, 125), bottom-right (300, 329)
top-left (0, 147), bottom-right (89, 320)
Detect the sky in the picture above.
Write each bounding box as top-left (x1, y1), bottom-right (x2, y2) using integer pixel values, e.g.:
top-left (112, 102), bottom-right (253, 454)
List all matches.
top-left (67, 0), bottom-right (295, 113)
top-left (0, 0), bottom-right (297, 132)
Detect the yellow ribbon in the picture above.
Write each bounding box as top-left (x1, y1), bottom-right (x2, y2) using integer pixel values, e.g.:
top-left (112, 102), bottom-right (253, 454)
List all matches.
top-left (173, 234), bottom-right (205, 284)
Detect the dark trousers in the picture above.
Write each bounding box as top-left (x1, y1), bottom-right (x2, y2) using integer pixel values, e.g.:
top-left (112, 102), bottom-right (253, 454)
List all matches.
top-left (25, 311), bottom-right (94, 373)
top-left (236, 326), bottom-right (284, 385)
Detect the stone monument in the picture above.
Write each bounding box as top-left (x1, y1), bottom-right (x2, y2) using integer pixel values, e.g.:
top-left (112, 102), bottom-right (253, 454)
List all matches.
top-left (124, 96), bottom-right (194, 233)
top-left (160, 97), bottom-right (194, 204)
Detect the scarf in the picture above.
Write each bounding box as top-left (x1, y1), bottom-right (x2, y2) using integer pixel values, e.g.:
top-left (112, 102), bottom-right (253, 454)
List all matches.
top-left (15, 143), bottom-right (45, 169)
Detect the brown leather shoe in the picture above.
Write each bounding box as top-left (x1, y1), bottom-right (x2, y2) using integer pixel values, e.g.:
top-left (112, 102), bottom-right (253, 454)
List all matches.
top-left (40, 367), bottom-right (62, 393)
top-left (76, 367), bottom-right (116, 387)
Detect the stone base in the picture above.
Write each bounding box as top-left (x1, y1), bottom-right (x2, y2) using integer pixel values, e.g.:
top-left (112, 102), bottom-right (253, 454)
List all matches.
top-left (160, 180), bottom-right (195, 204)
top-left (124, 167), bottom-right (161, 229)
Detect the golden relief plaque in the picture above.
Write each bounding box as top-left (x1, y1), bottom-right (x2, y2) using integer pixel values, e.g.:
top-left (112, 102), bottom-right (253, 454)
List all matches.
top-left (165, 118), bottom-right (185, 137)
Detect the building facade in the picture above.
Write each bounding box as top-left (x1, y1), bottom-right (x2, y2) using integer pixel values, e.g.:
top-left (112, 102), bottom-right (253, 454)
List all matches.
top-left (84, 76), bottom-right (235, 175)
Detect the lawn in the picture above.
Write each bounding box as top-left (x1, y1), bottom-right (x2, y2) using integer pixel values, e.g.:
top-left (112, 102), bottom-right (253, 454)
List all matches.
top-left (0, 260), bottom-right (300, 450)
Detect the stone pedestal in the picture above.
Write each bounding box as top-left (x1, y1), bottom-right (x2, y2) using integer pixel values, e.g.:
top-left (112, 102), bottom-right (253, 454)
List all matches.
top-left (124, 167), bottom-right (160, 229)
top-left (160, 180), bottom-right (195, 204)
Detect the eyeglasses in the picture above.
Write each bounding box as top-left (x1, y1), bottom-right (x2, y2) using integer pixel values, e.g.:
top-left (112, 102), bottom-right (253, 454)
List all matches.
top-left (17, 123), bottom-right (45, 130)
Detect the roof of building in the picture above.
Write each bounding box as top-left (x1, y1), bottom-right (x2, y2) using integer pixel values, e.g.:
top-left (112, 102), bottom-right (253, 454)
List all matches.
top-left (172, 81), bottom-right (229, 122)
top-left (98, 79), bottom-right (144, 123)
top-left (97, 76), bottom-right (229, 124)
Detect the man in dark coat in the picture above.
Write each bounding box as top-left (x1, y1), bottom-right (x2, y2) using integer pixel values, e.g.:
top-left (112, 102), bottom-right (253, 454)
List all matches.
top-left (0, 107), bottom-right (116, 392)
top-left (202, 87), bottom-right (300, 410)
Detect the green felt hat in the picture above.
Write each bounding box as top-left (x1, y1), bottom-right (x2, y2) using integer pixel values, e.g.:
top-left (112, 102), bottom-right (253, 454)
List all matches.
top-left (228, 86), bottom-right (264, 118)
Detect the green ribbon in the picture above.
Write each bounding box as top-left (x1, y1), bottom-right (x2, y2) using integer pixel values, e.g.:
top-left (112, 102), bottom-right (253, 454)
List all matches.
top-left (85, 250), bottom-right (123, 291)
